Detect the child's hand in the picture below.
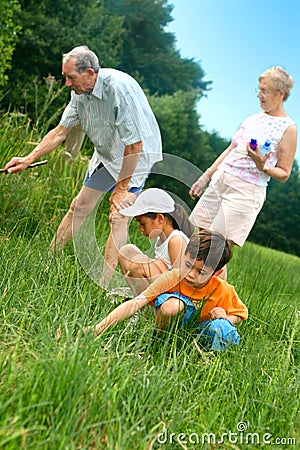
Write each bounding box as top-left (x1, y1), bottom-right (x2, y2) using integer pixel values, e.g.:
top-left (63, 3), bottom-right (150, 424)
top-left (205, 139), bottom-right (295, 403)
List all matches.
top-left (209, 307), bottom-right (227, 320)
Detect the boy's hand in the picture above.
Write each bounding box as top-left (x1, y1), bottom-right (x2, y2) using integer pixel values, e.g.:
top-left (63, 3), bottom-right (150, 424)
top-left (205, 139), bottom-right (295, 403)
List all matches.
top-left (209, 307), bottom-right (227, 320)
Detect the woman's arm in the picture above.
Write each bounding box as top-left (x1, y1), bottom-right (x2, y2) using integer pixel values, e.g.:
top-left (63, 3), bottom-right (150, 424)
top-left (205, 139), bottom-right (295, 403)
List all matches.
top-left (189, 143), bottom-right (234, 198)
top-left (266, 124), bottom-right (297, 182)
top-left (209, 142), bottom-right (234, 173)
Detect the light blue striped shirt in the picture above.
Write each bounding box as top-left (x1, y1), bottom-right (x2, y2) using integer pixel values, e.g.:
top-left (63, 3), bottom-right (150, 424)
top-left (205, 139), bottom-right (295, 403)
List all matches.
top-left (60, 68), bottom-right (162, 187)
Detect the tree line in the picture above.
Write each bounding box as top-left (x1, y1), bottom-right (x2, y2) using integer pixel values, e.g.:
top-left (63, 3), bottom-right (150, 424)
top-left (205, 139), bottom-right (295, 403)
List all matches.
top-left (0, 0), bottom-right (299, 256)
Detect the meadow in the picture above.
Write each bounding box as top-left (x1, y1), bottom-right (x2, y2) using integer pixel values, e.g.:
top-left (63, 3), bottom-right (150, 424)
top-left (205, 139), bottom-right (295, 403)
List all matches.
top-left (0, 114), bottom-right (299, 449)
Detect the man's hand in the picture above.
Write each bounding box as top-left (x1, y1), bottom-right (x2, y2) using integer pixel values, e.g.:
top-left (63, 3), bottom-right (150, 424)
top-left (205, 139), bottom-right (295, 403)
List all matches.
top-left (109, 190), bottom-right (137, 222)
top-left (5, 125), bottom-right (69, 174)
top-left (109, 189), bottom-right (129, 218)
top-left (4, 156), bottom-right (33, 174)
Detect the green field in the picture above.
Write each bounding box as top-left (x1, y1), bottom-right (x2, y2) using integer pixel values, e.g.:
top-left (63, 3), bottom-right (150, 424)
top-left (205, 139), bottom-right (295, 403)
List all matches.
top-left (0, 115), bottom-right (299, 449)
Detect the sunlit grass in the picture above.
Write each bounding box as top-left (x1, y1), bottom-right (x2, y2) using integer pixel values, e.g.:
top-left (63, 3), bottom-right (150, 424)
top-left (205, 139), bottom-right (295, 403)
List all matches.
top-left (0, 113), bottom-right (299, 449)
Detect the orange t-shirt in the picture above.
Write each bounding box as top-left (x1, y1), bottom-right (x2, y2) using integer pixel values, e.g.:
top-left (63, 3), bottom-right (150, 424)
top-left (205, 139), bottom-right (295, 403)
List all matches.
top-left (142, 269), bottom-right (248, 322)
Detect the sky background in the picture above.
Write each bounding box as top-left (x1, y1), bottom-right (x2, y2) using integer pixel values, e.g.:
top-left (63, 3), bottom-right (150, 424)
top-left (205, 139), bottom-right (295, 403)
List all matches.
top-left (168, 0), bottom-right (300, 162)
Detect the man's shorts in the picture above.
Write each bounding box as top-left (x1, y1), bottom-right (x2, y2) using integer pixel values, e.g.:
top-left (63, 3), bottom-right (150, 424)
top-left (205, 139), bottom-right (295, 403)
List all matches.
top-left (84, 163), bottom-right (145, 194)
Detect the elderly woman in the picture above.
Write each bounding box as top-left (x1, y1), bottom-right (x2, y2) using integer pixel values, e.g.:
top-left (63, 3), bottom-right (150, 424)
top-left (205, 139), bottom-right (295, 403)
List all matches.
top-left (189, 66), bottom-right (297, 265)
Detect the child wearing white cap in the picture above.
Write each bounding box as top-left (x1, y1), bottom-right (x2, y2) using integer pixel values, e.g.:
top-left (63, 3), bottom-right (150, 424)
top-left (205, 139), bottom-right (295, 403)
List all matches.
top-left (118, 188), bottom-right (194, 295)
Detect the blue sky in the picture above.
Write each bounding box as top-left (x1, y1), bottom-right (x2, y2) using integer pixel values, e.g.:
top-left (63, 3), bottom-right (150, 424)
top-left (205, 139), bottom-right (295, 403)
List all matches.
top-left (168, 0), bottom-right (300, 162)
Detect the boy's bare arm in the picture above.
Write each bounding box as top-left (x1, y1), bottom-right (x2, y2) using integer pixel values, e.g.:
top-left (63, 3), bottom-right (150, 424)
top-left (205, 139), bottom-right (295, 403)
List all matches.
top-left (94, 294), bottom-right (148, 335)
top-left (225, 314), bottom-right (243, 325)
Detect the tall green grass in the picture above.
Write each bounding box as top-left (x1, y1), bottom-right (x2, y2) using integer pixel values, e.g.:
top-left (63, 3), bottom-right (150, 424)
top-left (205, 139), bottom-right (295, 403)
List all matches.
top-left (0, 113), bottom-right (299, 449)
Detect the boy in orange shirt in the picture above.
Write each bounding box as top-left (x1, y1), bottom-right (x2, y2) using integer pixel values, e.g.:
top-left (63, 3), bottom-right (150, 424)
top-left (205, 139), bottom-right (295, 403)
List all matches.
top-left (90, 230), bottom-right (248, 351)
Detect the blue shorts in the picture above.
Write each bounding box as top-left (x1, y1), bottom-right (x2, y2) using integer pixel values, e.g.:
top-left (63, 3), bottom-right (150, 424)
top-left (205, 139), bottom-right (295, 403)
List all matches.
top-left (154, 292), bottom-right (196, 325)
top-left (198, 319), bottom-right (241, 351)
top-left (154, 293), bottom-right (241, 351)
top-left (84, 163), bottom-right (145, 194)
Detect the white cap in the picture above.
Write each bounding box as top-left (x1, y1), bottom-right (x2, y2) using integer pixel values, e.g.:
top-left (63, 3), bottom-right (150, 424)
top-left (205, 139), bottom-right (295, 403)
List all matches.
top-left (120, 188), bottom-right (175, 217)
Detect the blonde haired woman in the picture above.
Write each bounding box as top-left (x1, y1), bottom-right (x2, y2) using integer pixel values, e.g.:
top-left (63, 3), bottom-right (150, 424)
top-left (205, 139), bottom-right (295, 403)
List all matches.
top-left (189, 66), bottom-right (297, 273)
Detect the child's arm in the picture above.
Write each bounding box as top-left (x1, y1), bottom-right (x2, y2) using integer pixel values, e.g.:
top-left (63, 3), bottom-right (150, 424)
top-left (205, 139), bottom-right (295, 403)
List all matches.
top-left (168, 235), bottom-right (188, 269)
top-left (208, 307), bottom-right (243, 325)
top-left (93, 295), bottom-right (148, 335)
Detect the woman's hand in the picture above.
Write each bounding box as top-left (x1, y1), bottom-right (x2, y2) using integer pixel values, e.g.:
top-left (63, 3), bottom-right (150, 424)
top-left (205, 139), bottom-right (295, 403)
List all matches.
top-left (247, 143), bottom-right (270, 171)
top-left (189, 169), bottom-right (212, 199)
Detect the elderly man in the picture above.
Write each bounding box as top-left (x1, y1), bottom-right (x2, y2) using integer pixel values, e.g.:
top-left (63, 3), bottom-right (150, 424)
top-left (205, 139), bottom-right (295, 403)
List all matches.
top-left (5, 45), bottom-right (162, 287)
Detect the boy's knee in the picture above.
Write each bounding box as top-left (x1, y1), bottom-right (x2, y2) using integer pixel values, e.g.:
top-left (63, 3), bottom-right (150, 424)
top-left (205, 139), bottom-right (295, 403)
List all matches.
top-left (160, 299), bottom-right (184, 317)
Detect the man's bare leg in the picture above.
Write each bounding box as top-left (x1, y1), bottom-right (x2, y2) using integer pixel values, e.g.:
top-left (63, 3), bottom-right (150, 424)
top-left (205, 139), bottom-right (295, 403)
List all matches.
top-left (51, 186), bottom-right (138, 289)
top-left (50, 185), bottom-right (103, 250)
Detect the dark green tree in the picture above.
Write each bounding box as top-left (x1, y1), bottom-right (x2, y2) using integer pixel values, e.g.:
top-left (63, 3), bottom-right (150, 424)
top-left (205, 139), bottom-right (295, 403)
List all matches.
top-left (0, 0), bottom-right (21, 97)
top-left (104, 0), bottom-right (211, 96)
top-left (2, 0), bottom-right (124, 118)
top-left (146, 90), bottom-right (227, 209)
top-left (205, 131), bottom-right (230, 164)
top-left (150, 90), bottom-right (209, 162)
top-left (2, 0), bottom-right (212, 139)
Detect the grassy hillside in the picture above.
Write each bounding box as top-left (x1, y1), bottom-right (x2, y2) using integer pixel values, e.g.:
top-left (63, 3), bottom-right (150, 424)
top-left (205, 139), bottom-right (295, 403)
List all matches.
top-left (0, 114), bottom-right (299, 449)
